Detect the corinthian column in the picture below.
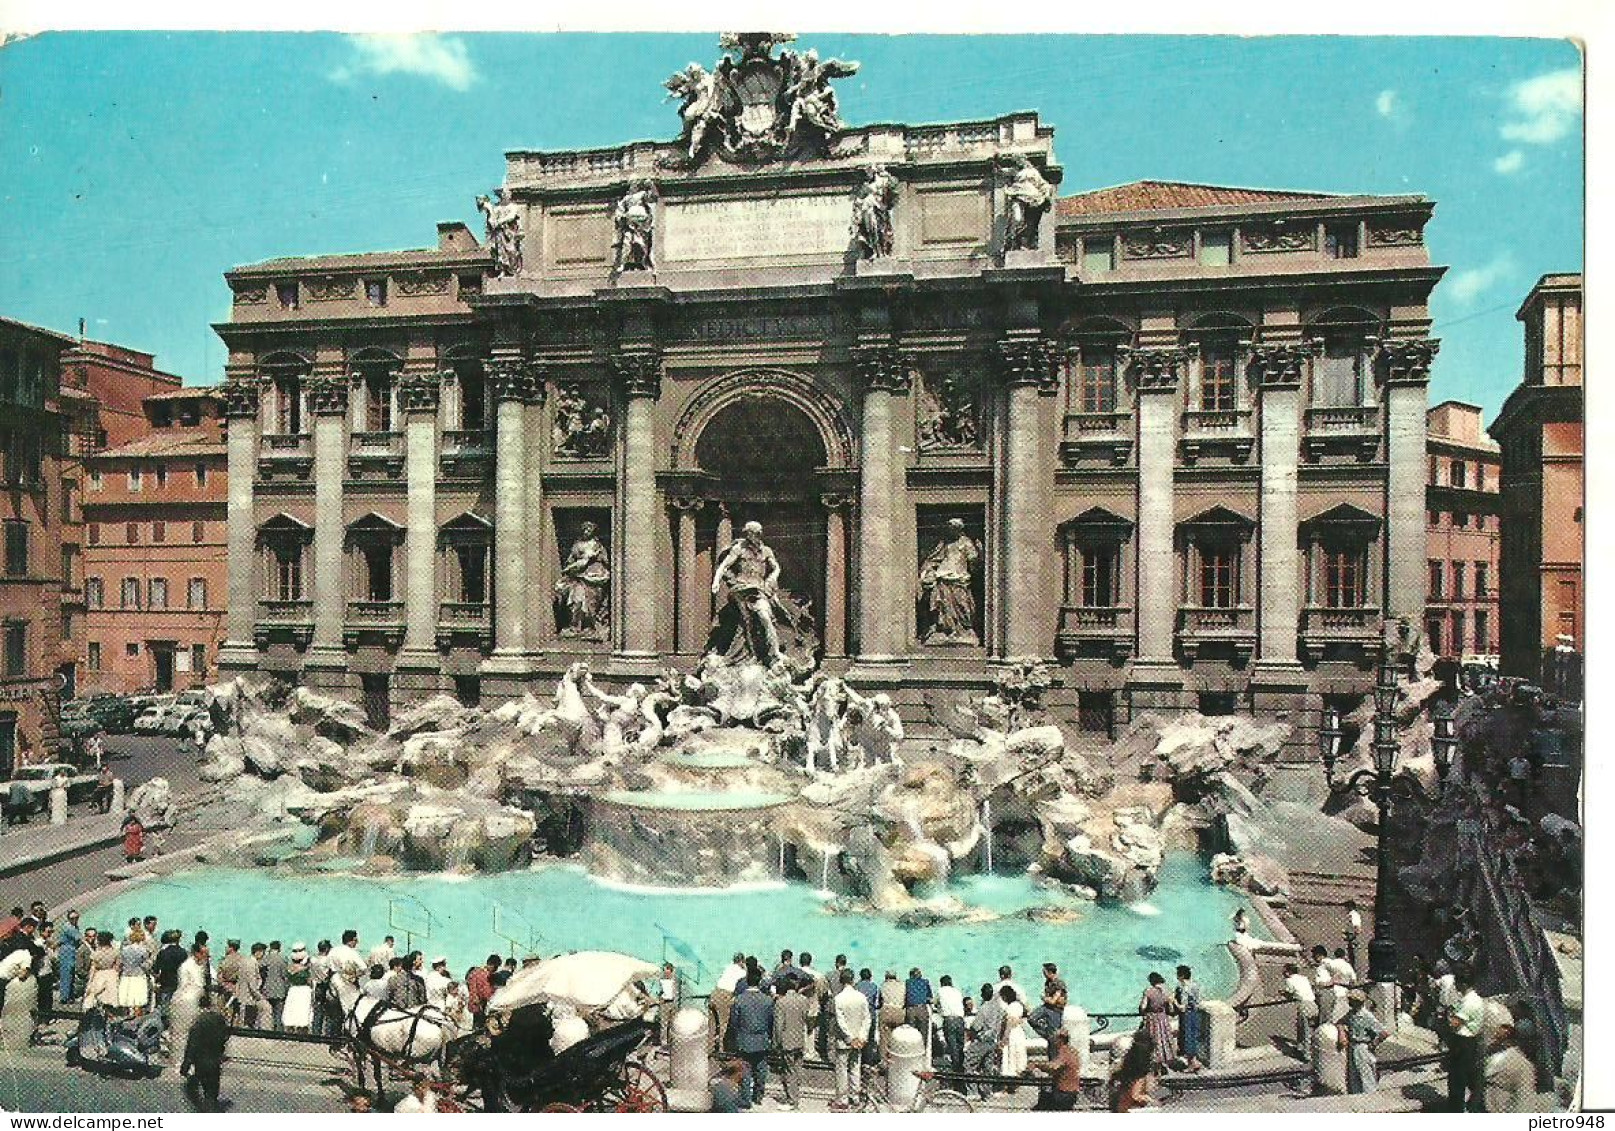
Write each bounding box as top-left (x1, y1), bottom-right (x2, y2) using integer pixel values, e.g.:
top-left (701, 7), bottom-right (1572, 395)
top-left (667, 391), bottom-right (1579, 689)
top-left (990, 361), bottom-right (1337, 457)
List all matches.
top-left (486, 356), bottom-right (537, 665)
top-left (218, 373), bottom-right (261, 675)
top-left (1251, 344), bottom-right (1311, 667)
top-left (1128, 347), bottom-right (1187, 665)
top-left (611, 351), bottom-right (662, 667)
top-left (997, 335), bottom-right (1059, 660)
top-left (398, 368), bottom-right (441, 677)
top-left (1378, 338), bottom-right (1438, 626)
top-left (305, 370), bottom-right (350, 683)
top-left (851, 344), bottom-right (910, 670)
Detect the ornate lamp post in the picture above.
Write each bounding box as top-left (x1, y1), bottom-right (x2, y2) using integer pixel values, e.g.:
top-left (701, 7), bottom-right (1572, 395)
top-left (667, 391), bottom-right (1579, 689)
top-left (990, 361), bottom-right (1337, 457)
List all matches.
top-left (1317, 649), bottom-right (1453, 986)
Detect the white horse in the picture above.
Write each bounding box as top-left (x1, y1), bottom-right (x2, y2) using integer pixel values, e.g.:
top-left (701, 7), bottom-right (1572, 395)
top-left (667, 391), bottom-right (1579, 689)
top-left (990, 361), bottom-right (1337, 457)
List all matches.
top-left (332, 965), bottom-right (455, 1105)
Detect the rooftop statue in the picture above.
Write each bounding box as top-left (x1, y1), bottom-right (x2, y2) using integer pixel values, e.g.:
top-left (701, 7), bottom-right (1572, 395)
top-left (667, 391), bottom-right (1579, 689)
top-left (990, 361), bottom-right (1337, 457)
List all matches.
top-left (998, 153), bottom-right (1053, 254)
top-left (476, 188), bottom-right (523, 277)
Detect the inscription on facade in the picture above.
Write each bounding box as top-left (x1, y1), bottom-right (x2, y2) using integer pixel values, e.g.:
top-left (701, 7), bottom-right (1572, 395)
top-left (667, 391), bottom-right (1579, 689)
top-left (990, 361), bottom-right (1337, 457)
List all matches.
top-left (663, 195), bottom-right (849, 261)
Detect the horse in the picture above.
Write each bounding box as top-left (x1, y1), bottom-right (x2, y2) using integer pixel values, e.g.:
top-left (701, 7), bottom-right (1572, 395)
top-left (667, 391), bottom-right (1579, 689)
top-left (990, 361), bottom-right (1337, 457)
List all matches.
top-left (332, 969), bottom-right (456, 1107)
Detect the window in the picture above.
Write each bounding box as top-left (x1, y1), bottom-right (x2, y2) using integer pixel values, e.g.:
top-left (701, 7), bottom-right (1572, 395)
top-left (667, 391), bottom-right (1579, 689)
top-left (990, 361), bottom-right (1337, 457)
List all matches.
top-left (1451, 460), bottom-right (1467, 489)
top-left (1199, 544), bottom-right (1237, 607)
top-left (1428, 509), bottom-right (1440, 527)
top-left (3, 622), bottom-right (24, 677)
top-left (89, 469), bottom-right (103, 491)
top-left (457, 362), bottom-right (488, 432)
top-left (3, 522), bottom-right (26, 577)
top-left (1475, 562), bottom-right (1489, 597)
top-left (362, 544), bottom-right (393, 601)
top-left (1198, 692), bottom-right (1237, 717)
top-left (188, 578), bottom-right (208, 610)
top-left (126, 523), bottom-right (139, 545)
top-left (1451, 611), bottom-right (1466, 654)
top-left (1077, 691), bottom-right (1114, 735)
top-left (85, 578), bottom-right (104, 609)
top-left (1428, 560), bottom-right (1444, 599)
top-left (274, 374), bottom-right (304, 435)
top-left (1451, 562), bottom-right (1466, 600)
top-left (154, 465), bottom-right (168, 488)
top-left (193, 521), bottom-right (205, 543)
top-left (150, 403), bottom-right (172, 428)
top-left (1426, 616), bottom-right (1444, 657)
top-left (88, 523), bottom-right (100, 546)
top-left (195, 463), bottom-right (208, 487)
top-left (458, 274), bottom-right (483, 298)
top-left (87, 642), bottom-right (101, 672)
top-left (1429, 455), bottom-right (1439, 484)
top-left (1474, 610), bottom-right (1490, 653)
top-left (276, 282), bottom-right (300, 309)
top-left (59, 608), bottom-right (71, 642)
top-left (148, 578), bottom-right (169, 610)
top-left (120, 577), bottom-right (141, 609)
top-left (128, 468), bottom-right (143, 492)
top-left (1315, 336), bottom-right (1366, 405)
top-left (1454, 511), bottom-right (1469, 528)
top-left (1199, 231), bottom-right (1232, 267)
top-left (1081, 237), bottom-right (1115, 274)
top-left (153, 521), bottom-right (166, 543)
top-left (126, 642), bottom-right (139, 658)
top-left (191, 643), bottom-right (206, 675)
top-left (1076, 345), bottom-right (1118, 414)
top-left (1198, 335), bottom-right (1240, 412)
top-left (1322, 545), bottom-right (1365, 608)
top-left (365, 279), bottom-right (388, 307)
top-left (1325, 223), bottom-right (1359, 259)
top-left (453, 674), bottom-right (481, 707)
top-left (453, 544), bottom-right (488, 604)
top-left (60, 547), bottom-right (72, 589)
top-left (1081, 545), bottom-right (1119, 608)
top-left (363, 367), bottom-right (394, 432)
top-left (272, 545), bottom-right (303, 601)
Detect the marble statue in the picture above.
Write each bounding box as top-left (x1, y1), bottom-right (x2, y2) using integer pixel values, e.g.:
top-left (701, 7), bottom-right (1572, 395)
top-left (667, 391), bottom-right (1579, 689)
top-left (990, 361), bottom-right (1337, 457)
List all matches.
top-left (917, 371), bottom-right (978, 450)
top-left (555, 522), bottom-right (611, 639)
top-left (665, 61), bottom-right (734, 163)
top-left (476, 188), bottom-right (523, 276)
top-left (710, 521), bottom-right (784, 667)
top-left (851, 164), bottom-right (898, 259)
top-left (553, 385), bottom-right (612, 458)
top-left (804, 675), bottom-right (849, 773)
top-left (782, 48), bottom-right (860, 144)
top-left (844, 687), bottom-right (904, 769)
top-left (919, 518), bottom-right (981, 645)
top-left (612, 180), bottom-right (658, 273)
top-left (999, 154), bottom-right (1053, 253)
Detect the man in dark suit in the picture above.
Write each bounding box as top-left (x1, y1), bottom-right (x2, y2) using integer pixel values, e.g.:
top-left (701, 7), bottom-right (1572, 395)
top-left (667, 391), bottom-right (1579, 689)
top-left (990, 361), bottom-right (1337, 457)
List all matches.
top-left (728, 969), bottom-right (775, 1109)
top-left (181, 993), bottom-right (230, 1112)
top-left (772, 976), bottom-right (812, 1109)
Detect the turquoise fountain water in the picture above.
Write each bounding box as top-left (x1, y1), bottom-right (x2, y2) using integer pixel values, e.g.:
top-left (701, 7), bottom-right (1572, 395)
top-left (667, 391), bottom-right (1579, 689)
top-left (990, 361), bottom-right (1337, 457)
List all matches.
top-left (82, 855), bottom-right (1251, 1014)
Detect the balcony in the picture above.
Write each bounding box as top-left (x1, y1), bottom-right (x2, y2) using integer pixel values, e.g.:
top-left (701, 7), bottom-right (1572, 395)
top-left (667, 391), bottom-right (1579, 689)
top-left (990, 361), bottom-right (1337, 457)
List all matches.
top-left (257, 433), bottom-right (312, 481)
top-left (1179, 409), bottom-right (1254, 465)
top-left (440, 429), bottom-right (494, 481)
top-left (1303, 405), bottom-right (1381, 462)
top-left (1054, 605), bottom-right (1133, 662)
top-left (1176, 604), bottom-right (1256, 662)
top-left (1300, 605), bottom-right (1383, 661)
top-left (254, 598), bottom-right (313, 648)
top-left (344, 599), bottom-right (404, 649)
top-left (348, 431), bottom-right (404, 481)
top-left (437, 600), bottom-right (492, 649)
top-left (1059, 412), bottom-right (1133, 467)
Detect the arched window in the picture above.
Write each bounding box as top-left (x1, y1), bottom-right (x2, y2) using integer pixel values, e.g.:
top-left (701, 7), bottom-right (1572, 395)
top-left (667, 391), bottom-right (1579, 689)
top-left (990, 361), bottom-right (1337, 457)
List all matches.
top-left (1308, 308), bottom-right (1380, 407)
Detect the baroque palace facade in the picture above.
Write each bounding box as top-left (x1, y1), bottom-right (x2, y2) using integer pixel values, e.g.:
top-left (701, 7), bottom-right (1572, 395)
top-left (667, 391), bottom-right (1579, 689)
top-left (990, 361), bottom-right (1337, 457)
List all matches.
top-left (217, 36), bottom-right (1441, 740)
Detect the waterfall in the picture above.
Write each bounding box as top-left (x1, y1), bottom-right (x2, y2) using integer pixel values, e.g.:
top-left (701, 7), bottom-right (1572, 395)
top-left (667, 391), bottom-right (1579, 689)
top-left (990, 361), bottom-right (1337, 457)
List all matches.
top-left (778, 838), bottom-right (786, 880)
top-left (820, 848), bottom-right (832, 894)
top-left (359, 824), bottom-right (380, 859)
top-left (980, 798), bottom-right (994, 874)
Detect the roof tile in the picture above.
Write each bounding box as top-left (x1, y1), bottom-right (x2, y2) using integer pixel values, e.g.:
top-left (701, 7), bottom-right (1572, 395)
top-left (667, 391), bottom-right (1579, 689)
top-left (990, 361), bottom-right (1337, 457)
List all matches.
top-left (1055, 180), bottom-right (1338, 217)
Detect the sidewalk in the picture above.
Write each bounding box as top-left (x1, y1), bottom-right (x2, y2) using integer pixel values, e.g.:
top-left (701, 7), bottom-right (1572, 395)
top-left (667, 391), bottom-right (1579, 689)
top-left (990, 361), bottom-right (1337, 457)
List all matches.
top-left (0, 809), bottom-right (129, 880)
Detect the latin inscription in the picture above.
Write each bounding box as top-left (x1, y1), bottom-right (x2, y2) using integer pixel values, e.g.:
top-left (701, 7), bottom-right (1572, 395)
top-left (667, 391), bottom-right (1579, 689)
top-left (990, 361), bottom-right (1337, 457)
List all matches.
top-left (663, 195), bottom-right (849, 262)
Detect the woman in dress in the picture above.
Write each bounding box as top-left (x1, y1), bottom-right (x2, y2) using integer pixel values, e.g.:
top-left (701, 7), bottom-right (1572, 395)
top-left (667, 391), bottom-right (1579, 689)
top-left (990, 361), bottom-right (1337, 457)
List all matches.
top-left (121, 815), bottom-right (145, 864)
top-left (1338, 991), bottom-right (1387, 1094)
top-left (1174, 965), bottom-right (1204, 1072)
top-left (282, 942), bottom-right (314, 1032)
top-left (83, 933), bottom-right (120, 1009)
top-left (116, 925), bottom-right (152, 1015)
top-left (997, 985), bottom-right (1029, 1080)
top-left (1109, 1030), bottom-right (1160, 1112)
top-left (1139, 972), bottom-right (1176, 1072)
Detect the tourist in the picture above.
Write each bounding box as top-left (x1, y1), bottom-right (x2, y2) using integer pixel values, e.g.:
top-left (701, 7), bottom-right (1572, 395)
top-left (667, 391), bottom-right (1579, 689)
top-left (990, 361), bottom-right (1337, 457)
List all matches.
top-left (1174, 965), bottom-right (1204, 1072)
top-left (1137, 972), bottom-right (1175, 1072)
top-left (152, 929), bottom-right (186, 1011)
top-left (368, 935), bottom-right (396, 970)
top-left (282, 943), bottom-right (313, 1032)
top-left (83, 933), bottom-right (119, 1009)
top-left (728, 969), bottom-right (774, 1109)
top-left (72, 927), bottom-right (96, 1003)
top-left (877, 971), bottom-right (906, 1061)
top-left (394, 1076), bottom-right (437, 1114)
top-left (56, 910), bottom-right (80, 1006)
top-left (773, 975), bottom-right (811, 1109)
top-left (1445, 965), bottom-right (1487, 1112)
top-left (181, 993), bottom-right (230, 1112)
top-left (656, 962), bottom-right (678, 1048)
top-left (1109, 1031), bottom-right (1160, 1112)
top-left (998, 985), bottom-right (1029, 1080)
top-left (996, 964), bottom-right (1029, 1008)
top-left (1507, 752), bottom-right (1532, 811)
top-left (117, 924), bottom-right (152, 1015)
top-left (1311, 945), bottom-right (1343, 1023)
top-left (421, 956), bottom-right (450, 1011)
top-left (238, 943), bottom-right (265, 1028)
top-left (831, 969), bottom-right (872, 1110)
top-left (710, 952), bottom-right (745, 1053)
top-left (965, 981), bottom-right (1005, 1096)
top-left (193, 931), bottom-right (213, 994)
top-left (442, 981), bottom-right (469, 1037)
top-left (261, 940), bottom-right (290, 1030)
top-left (770, 949), bottom-right (799, 991)
top-left (1031, 1027), bottom-right (1084, 1111)
top-left (1338, 991), bottom-right (1387, 1094)
top-left (936, 974), bottom-right (966, 1073)
top-left (1282, 962), bottom-right (1318, 1055)
top-left (122, 814), bottom-right (146, 863)
top-left (853, 968), bottom-right (880, 1066)
top-left (309, 940), bottom-right (333, 1037)
top-left (329, 930), bottom-right (363, 989)
top-left (390, 952), bottom-right (427, 1010)
top-left (710, 1059), bottom-right (747, 1113)
top-left (1484, 1018), bottom-right (1538, 1113)
top-left (362, 964), bottom-right (390, 1001)
top-left (466, 955), bottom-right (499, 1029)
top-left (903, 966), bottom-right (934, 1042)
top-left (93, 766), bottom-right (114, 814)
top-left (1343, 899), bottom-right (1362, 971)
top-left (1327, 948), bottom-right (1358, 990)
top-left (1028, 961), bottom-right (1067, 1041)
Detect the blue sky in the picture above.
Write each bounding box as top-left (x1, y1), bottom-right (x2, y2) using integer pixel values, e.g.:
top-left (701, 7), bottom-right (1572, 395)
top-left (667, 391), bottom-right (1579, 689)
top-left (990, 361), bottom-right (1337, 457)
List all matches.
top-left (0, 32), bottom-right (1582, 417)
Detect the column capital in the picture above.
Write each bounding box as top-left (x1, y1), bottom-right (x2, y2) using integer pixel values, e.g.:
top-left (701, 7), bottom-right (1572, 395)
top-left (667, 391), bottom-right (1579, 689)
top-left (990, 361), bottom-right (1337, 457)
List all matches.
top-left (1247, 341), bottom-right (1320, 390)
top-left (306, 374), bottom-right (350, 415)
top-left (819, 491), bottom-right (855, 512)
top-left (852, 343), bottom-right (913, 394)
top-left (668, 494), bottom-right (708, 513)
top-left (1121, 345), bottom-right (1190, 392)
top-left (399, 371), bottom-right (442, 415)
top-left (996, 336), bottom-right (1058, 395)
top-left (488, 357), bottom-right (545, 404)
top-left (221, 378), bottom-right (262, 418)
top-left (1374, 337), bottom-right (1439, 386)
top-left (610, 351), bottom-right (664, 400)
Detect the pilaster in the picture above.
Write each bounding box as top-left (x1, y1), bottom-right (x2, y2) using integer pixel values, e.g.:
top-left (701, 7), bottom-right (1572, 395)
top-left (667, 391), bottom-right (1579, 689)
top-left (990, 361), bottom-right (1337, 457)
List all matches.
top-left (996, 333), bottom-right (1058, 661)
top-left (484, 354), bottom-right (538, 679)
top-left (1126, 346), bottom-right (1188, 669)
top-left (398, 368), bottom-right (442, 682)
top-left (219, 374), bottom-right (262, 674)
top-left (611, 350), bottom-right (663, 671)
top-left (1378, 338), bottom-right (1437, 626)
top-left (1251, 344), bottom-right (1310, 674)
top-left (849, 342), bottom-right (912, 676)
top-left (305, 370), bottom-right (350, 680)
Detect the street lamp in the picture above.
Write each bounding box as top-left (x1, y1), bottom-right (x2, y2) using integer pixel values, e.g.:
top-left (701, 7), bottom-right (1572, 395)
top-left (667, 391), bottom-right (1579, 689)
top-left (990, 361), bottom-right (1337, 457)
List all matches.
top-left (1317, 646), bottom-right (1445, 986)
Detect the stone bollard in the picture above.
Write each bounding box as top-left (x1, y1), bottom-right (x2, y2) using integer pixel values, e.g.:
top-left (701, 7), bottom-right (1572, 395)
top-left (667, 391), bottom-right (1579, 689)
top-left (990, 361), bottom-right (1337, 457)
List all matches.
top-left (0, 975), bottom-right (35, 1049)
top-left (667, 1006), bottom-right (712, 1112)
top-left (887, 1024), bottom-right (924, 1111)
top-left (1062, 1004), bottom-right (1090, 1059)
top-left (111, 778), bottom-right (125, 815)
top-left (1368, 982), bottom-right (1399, 1034)
top-left (1202, 1000), bottom-right (1237, 1069)
top-left (1312, 1023), bottom-right (1347, 1094)
top-left (49, 786), bottom-right (67, 826)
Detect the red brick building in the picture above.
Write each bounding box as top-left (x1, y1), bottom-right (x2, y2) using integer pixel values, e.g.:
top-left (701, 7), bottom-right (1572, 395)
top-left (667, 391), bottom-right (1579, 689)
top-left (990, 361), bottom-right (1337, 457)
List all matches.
top-left (1425, 401), bottom-right (1501, 662)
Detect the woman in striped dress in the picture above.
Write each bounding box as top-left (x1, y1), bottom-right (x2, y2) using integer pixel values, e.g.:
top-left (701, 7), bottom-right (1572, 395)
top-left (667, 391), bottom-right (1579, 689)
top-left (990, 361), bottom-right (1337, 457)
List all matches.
top-left (1138, 972), bottom-right (1176, 1072)
top-left (83, 935), bottom-right (120, 1009)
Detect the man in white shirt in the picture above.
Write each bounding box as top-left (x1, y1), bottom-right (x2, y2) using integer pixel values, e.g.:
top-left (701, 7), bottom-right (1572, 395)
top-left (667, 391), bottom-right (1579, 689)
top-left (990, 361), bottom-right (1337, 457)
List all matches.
top-left (1446, 967), bottom-right (1487, 1111)
top-left (1326, 949), bottom-right (1357, 989)
top-left (329, 930), bottom-right (364, 993)
top-left (710, 952), bottom-right (745, 1053)
top-left (1311, 946), bottom-right (1343, 1024)
top-left (394, 1077), bottom-right (438, 1113)
top-left (1282, 962), bottom-right (1319, 1053)
top-left (831, 969), bottom-right (872, 1110)
top-left (657, 962), bottom-right (678, 1048)
top-left (1344, 900), bottom-right (1362, 970)
top-left (367, 936), bottom-right (396, 970)
top-left (936, 974), bottom-right (967, 1072)
top-left (995, 964), bottom-right (1028, 1010)
top-left (423, 957), bottom-right (452, 1011)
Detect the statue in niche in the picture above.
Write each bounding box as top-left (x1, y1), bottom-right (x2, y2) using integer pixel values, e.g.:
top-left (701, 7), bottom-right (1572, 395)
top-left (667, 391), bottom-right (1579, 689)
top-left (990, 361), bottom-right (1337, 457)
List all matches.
top-left (917, 370), bottom-right (979, 451)
top-left (708, 521), bottom-right (816, 669)
top-left (851, 164), bottom-right (898, 259)
top-left (998, 154), bottom-right (1053, 254)
top-left (919, 518), bottom-right (981, 645)
top-left (476, 188), bottom-right (523, 277)
top-left (553, 384), bottom-right (613, 458)
top-left (554, 521), bottom-right (611, 640)
top-left (612, 180), bottom-right (658, 273)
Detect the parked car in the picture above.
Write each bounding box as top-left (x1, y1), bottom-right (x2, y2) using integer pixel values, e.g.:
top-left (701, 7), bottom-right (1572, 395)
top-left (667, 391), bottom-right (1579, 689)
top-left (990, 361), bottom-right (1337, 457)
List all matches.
top-left (132, 706), bottom-right (172, 734)
top-left (0, 763), bottom-right (100, 815)
top-left (80, 694), bottom-right (140, 735)
top-left (159, 706), bottom-right (211, 737)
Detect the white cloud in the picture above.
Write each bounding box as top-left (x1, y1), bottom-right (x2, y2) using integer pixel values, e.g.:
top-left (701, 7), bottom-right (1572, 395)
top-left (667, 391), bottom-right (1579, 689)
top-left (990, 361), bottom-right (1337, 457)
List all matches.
top-left (1375, 89), bottom-right (1399, 118)
top-left (329, 34), bottom-right (477, 91)
top-left (1500, 66), bottom-right (1582, 145)
top-left (1493, 150), bottom-right (1525, 175)
top-left (1446, 255), bottom-right (1515, 305)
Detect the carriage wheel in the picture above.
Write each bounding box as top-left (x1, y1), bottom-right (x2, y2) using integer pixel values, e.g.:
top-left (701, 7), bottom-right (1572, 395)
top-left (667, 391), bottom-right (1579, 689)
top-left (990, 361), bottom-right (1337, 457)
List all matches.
top-left (610, 1062), bottom-right (668, 1113)
top-left (538, 1103), bottom-right (584, 1113)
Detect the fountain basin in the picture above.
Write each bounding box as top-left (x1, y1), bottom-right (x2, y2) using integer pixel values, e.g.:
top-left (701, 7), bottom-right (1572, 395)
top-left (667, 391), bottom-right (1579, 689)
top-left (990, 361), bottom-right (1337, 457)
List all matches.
top-left (585, 791), bottom-right (796, 887)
